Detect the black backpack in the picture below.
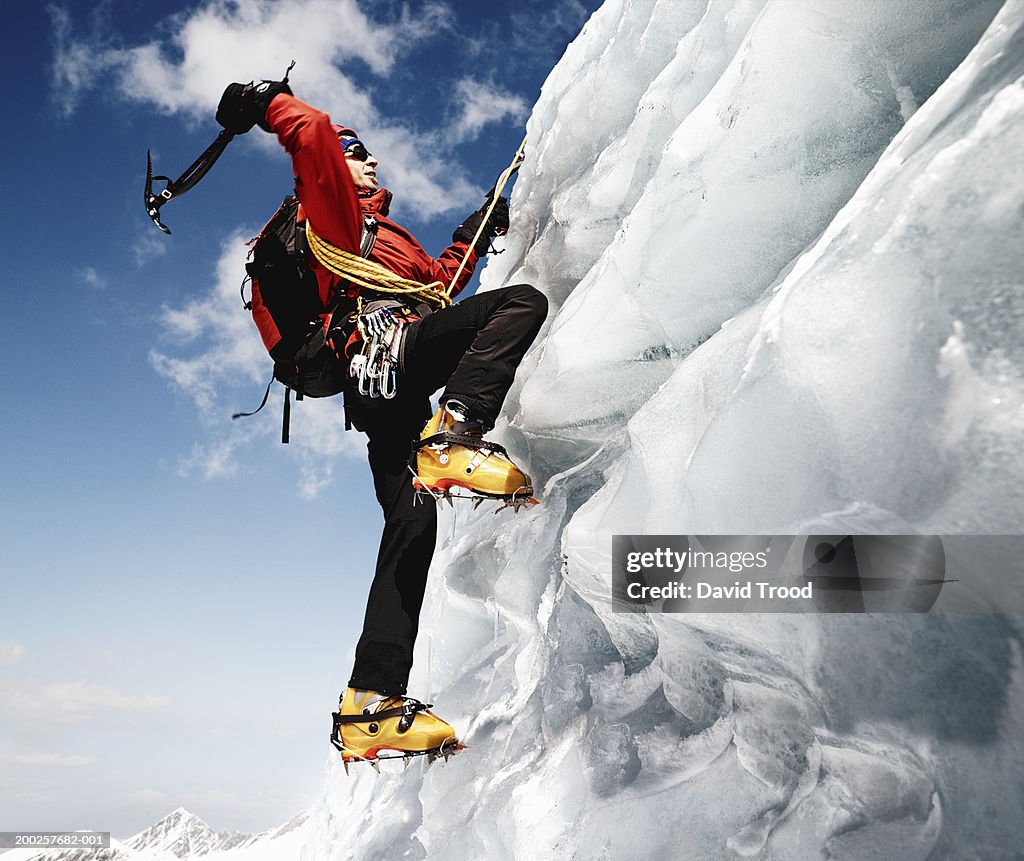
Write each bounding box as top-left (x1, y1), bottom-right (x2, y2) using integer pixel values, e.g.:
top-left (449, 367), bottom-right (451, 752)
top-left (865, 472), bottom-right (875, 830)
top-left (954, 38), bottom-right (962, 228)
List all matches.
top-left (236, 195), bottom-right (377, 439)
top-left (245, 195), bottom-right (327, 367)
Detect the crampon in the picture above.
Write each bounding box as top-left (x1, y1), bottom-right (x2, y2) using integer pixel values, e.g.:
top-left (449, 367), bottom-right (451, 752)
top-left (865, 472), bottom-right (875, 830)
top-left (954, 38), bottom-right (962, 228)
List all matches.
top-left (410, 408), bottom-right (538, 514)
top-left (330, 694), bottom-right (465, 775)
top-left (410, 463), bottom-right (538, 513)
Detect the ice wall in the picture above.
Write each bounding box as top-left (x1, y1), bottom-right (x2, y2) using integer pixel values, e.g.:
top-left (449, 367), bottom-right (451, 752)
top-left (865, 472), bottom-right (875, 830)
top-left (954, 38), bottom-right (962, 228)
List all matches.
top-left (496, 0), bottom-right (1006, 459)
top-left (303, 1), bottom-right (1024, 859)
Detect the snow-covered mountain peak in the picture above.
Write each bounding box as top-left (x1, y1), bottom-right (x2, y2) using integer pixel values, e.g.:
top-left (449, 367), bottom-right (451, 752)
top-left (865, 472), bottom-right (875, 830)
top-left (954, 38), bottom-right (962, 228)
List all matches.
top-left (124, 808), bottom-right (248, 858)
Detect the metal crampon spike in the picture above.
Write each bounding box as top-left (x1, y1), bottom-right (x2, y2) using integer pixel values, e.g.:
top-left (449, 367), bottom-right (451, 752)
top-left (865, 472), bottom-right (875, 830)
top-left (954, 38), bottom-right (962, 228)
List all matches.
top-left (343, 760), bottom-right (350, 777)
top-left (472, 497), bottom-right (484, 511)
top-left (407, 465), bottom-right (443, 504)
top-left (370, 760), bottom-right (381, 775)
top-left (502, 486), bottom-right (539, 515)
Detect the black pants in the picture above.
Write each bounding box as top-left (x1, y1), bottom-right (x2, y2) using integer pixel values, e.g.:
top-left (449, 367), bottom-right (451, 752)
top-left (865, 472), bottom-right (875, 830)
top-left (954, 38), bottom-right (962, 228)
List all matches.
top-left (343, 284), bottom-right (547, 695)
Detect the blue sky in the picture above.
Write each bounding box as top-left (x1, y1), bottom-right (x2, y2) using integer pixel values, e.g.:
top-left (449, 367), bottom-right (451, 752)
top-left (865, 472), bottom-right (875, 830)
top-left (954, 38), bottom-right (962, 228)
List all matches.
top-left (1, 0), bottom-right (599, 835)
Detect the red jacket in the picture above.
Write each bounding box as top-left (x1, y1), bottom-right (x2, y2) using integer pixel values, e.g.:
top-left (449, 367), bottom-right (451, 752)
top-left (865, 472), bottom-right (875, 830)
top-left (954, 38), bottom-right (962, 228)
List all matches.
top-left (250, 94), bottom-right (479, 356)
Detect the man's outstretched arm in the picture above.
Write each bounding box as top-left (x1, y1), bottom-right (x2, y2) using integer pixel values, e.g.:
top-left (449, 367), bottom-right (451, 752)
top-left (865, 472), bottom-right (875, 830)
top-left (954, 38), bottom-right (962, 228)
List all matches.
top-left (264, 94), bottom-right (363, 256)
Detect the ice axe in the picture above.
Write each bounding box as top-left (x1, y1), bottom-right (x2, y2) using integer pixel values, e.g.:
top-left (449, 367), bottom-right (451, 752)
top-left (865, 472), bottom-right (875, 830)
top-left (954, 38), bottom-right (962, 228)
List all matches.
top-left (144, 129), bottom-right (235, 234)
top-left (144, 61), bottom-right (296, 234)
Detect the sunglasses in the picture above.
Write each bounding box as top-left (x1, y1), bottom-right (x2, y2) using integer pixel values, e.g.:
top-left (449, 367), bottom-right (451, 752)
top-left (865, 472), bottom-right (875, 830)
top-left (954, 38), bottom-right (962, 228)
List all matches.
top-left (344, 141), bottom-right (373, 162)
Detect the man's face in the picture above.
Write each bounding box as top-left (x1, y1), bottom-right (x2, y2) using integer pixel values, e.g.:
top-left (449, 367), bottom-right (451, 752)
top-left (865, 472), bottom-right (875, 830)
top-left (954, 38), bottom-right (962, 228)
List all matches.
top-left (344, 141), bottom-right (379, 191)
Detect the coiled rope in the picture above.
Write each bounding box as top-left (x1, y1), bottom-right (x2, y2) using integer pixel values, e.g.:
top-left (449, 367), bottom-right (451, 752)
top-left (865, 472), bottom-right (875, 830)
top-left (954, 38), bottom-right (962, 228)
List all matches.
top-left (306, 223), bottom-right (452, 308)
top-left (305, 134), bottom-right (527, 307)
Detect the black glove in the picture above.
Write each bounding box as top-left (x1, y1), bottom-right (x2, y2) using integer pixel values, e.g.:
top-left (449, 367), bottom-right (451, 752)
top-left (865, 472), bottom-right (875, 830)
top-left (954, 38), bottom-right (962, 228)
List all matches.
top-left (216, 79), bottom-right (292, 135)
top-left (452, 195), bottom-right (510, 256)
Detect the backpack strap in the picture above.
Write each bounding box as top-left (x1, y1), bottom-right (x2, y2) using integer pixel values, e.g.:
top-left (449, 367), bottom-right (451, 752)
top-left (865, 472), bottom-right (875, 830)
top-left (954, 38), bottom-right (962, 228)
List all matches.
top-left (282, 386), bottom-right (291, 444)
top-left (231, 375), bottom-right (274, 420)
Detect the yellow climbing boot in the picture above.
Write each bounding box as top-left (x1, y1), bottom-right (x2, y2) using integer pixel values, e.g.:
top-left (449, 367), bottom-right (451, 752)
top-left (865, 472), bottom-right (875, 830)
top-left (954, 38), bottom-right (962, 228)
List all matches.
top-left (412, 404), bottom-right (536, 506)
top-left (331, 688), bottom-right (461, 769)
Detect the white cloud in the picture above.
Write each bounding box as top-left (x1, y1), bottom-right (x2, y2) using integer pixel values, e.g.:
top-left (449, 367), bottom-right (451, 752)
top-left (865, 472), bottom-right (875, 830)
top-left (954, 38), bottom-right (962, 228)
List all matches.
top-left (175, 435), bottom-right (249, 481)
top-left (0, 679), bottom-right (169, 725)
top-left (448, 79), bottom-right (529, 144)
top-left (152, 229), bottom-right (267, 386)
top-left (288, 399), bottom-right (367, 499)
top-left (8, 751), bottom-right (99, 767)
top-left (149, 232), bottom-right (364, 494)
top-left (149, 230), bottom-right (270, 478)
top-left (132, 227), bottom-right (170, 268)
top-left (0, 741), bottom-right (99, 774)
top-left (77, 266), bottom-right (108, 290)
top-left (53, 1), bottom-right (399, 117)
top-left (0, 642), bottom-right (25, 666)
top-left (49, 6), bottom-right (107, 118)
top-left (51, 0), bottom-right (477, 218)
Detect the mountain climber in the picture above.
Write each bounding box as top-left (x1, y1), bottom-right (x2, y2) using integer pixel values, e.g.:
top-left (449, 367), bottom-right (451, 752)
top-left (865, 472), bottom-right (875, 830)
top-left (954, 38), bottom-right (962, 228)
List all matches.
top-left (215, 75), bottom-right (547, 768)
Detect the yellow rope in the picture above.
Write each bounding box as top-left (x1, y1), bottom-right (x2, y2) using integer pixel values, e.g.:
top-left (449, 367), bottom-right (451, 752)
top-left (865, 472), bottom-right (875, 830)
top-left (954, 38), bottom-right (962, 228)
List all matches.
top-left (305, 133), bottom-right (528, 307)
top-left (306, 223), bottom-right (452, 309)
